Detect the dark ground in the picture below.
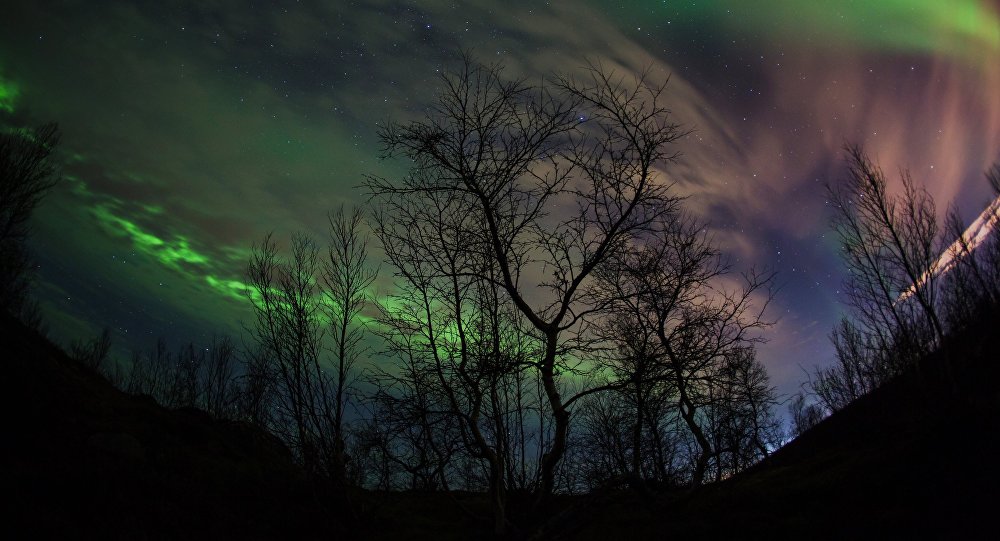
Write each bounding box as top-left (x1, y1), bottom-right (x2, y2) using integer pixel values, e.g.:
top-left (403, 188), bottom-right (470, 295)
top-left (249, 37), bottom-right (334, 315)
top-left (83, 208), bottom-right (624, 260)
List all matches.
top-left (550, 307), bottom-right (1000, 540)
top-left (5, 309), bottom-right (999, 540)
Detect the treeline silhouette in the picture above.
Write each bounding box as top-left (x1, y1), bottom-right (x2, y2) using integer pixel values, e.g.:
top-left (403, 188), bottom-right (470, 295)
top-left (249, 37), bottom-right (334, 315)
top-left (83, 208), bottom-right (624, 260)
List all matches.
top-left (789, 145), bottom-right (1000, 433)
top-left (25, 58), bottom-right (785, 535)
top-left (5, 55), bottom-right (1000, 537)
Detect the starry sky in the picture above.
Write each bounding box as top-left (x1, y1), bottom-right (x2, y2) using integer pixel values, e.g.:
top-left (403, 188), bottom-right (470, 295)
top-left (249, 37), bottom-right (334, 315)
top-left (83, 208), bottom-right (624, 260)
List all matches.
top-left (2, 0), bottom-right (999, 399)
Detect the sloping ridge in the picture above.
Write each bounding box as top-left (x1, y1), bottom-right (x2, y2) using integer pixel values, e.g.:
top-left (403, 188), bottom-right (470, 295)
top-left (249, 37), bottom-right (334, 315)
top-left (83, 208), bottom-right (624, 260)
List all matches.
top-left (561, 308), bottom-right (1000, 540)
top-left (6, 307), bottom-right (999, 539)
top-left (3, 314), bottom-right (346, 539)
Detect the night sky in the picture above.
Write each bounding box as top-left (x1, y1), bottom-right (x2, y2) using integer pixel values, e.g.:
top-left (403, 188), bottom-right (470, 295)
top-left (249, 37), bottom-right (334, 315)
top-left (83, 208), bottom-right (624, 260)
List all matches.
top-left (2, 1), bottom-right (999, 399)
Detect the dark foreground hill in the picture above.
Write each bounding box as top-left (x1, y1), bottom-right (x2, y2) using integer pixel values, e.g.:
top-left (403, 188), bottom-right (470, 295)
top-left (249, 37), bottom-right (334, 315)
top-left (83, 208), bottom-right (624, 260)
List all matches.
top-left (550, 308), bottom-right (1000, 540)
top-left (5, 308), bottom-right (999, 540)
top-left (3, 313), bottom-right (346, 539)
top-left (1, 314), bottom-right (495, 539)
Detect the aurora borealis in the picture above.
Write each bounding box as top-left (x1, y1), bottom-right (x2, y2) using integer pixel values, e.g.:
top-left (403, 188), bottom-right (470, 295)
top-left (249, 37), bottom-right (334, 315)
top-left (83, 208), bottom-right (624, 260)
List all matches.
top-left (2, 1), bottom-right (999, 398)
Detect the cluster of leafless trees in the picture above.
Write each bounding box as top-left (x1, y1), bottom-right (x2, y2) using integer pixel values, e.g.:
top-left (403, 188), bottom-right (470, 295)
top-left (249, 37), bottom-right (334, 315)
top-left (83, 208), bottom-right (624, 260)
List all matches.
top-left (95, 334), bottom-right (242, 415)
top-left (67, 322), bottom-right (243, 419)
top-left (573, 213), bottom-right (780, 488)
top-left (241, 208), bottom-right (376, 483)
top-left (353, 57), bottom-right (779, 532)
top-left (74, 57), bottom-right (774, 534)
top-left (10, 58), bottom-right (785, 536)
top-left (809, 145), bottom-right (1000, 414)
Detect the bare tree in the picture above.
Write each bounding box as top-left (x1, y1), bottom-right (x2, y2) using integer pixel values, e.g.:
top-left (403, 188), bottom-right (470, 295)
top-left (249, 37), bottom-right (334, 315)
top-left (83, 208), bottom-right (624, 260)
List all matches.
top-left (246, 232), bottom-right (332, 475)
top-left (704, 347), bottom-right (781, 479)
top-left (171, 342), bottom-right (204, 408)
top-left (368, 55), bottom-right (687, 507)
top-left (236, 345), bottom-right (277, 429)
top-left (574, 373), bottom-right (687, 490)
top-left (788, 392), bottom-right (825, 439)
top-left (0, 123), bottom-right (60, 321)
top-left (586, 301), bottom-right (673, 487)
top-left (96, 332), bottom-right (244, 423)
top-left (940, 162), bottom-right (1000, 330)
top-left (826, 144), bottom-right (944, 382)
top-left (598, 213), bottom-right (775, 485)
top-left (812, 318), bottom-right (880, 411)
top-left (575, 391), bottom-right (637, 488)
top-left (364, 345), bottom-right (465, 491)
top-left (322, 206), bottom-right (376, 483)
top-left (123, 337), bottom-right (174, 400)
top-left (814, 145), bottom-right (997, 410)
top-left (200, 335), bottom-right (240, 418)
top-left (368, 182), bottom-right (547, 531)
top-left (70, 327), bottom-right (113, 373)
top-left (244, 224), bottom-right (373, 481)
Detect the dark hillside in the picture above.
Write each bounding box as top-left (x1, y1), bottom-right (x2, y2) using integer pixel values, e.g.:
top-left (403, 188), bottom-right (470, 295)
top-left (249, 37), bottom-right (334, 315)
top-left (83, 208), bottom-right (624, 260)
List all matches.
top-left (6, 305), bottom-right (999, 539)
top-left (556, 306), bottom-right (1000, 539)
top-left (3, 314), bottom-right (348, 539)
top-left (3, 314), bottom-right (500, 539)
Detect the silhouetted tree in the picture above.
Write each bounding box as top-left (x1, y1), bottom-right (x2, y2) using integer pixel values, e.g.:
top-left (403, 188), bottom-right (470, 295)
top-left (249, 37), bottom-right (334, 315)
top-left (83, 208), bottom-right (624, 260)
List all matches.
top-left (368, 55), bottom-right (687, 510)
top-left (70, 326), bottom-right (113, 373)
top-left (824, 144), bottom-right (944, 394)
top-left (0, 122), bottom-right (60, 322)
top-left (246, 232), bottom-right (331, 475)
top-left (595, 212), bottom-right (775, 486)
top-left (98, 333), bottom-right (245, 422)
top-left (367, 202), bottom-right (545, 530)
top-left (583, 302), bottom-right (677, 487)
top-left (813, 145), bottom-right (1000, 410)
top-left (704, 347), bottom-right (781, 479)
top-left (812, 318), bottom-right (879, 411)
top-left (170, 342), bottom-right (204, 408)
top-left (816, 147), bottom-right (1000, 414)
top-left (245, 220), bottom-right (373, 481)
top-left (123, 337), bottom-right (174, 400)
top-left (574, 378), bottom-right (685, 489)
top-left (200, 335), bottom-right (240, 418)
top-left (322, 206), bottom-right (376, 483)
top-left (788, 392), bottom-right (824, 439)
top-left (940, 163), bottom-right (1000, 330)
top-left (364, 349), bottom-right (465, 491)
top-left (236, 346), bottom-right (277, 429)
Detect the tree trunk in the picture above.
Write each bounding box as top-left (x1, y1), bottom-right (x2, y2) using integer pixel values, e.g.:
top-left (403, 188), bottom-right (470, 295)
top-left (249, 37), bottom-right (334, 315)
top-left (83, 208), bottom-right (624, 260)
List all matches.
top-left (490, 461), bottom-right (507, 536)
top-left (537, 333), bottom-right (568, 504)
top-left (631, 381), bottom-right (645, 482)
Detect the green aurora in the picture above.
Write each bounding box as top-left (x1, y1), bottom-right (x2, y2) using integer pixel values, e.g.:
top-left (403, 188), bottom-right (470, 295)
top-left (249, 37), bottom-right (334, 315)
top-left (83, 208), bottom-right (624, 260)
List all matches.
top-left (0, 63), bottom-right (19, 113)
top-left (614, 0), bottom-right (999, 63)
